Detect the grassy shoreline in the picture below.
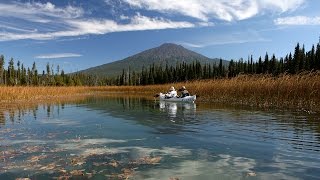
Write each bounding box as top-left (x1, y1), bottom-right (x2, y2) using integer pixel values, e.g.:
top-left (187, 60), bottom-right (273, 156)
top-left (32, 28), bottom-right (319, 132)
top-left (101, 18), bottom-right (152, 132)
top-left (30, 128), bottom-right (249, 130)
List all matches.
top-left (1, 73), bottom-right (319, 112)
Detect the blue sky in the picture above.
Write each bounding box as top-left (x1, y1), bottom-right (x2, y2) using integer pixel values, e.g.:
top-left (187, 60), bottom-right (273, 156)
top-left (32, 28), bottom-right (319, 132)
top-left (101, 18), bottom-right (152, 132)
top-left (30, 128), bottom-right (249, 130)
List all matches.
top-left (0, 0), bottom-right (319, 72)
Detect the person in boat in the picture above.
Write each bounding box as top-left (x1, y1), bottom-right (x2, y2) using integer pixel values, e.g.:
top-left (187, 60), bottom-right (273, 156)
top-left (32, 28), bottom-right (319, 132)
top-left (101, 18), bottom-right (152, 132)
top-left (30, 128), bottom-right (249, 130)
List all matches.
top-left (178, 86), bottom-right (190, 98)
top-left (165, 86), bottom-right (177, 99)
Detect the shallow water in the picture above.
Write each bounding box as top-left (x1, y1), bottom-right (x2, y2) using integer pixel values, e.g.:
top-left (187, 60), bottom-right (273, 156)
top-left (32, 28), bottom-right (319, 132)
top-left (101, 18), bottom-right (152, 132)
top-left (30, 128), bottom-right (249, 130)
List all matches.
top-left (0, 96), bottom-right (320, 179)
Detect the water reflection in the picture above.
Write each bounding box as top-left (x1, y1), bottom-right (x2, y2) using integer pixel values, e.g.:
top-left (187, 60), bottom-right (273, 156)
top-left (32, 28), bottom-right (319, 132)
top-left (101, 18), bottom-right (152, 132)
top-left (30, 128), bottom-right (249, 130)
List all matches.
top-left (159, 101), bottom-right (196, 122)
top-left (0, 96), bottom-right (320, 179)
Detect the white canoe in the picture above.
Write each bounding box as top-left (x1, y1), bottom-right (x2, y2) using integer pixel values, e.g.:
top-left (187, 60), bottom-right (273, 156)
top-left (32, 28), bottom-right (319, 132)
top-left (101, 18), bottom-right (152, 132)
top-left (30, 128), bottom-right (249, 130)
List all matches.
top-left (159, 93), bottom-right (196, 102)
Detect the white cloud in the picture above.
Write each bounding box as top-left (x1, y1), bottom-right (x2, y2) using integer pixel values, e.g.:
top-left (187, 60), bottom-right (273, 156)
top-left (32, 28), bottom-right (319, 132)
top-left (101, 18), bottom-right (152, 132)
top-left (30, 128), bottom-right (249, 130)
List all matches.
top-left (180, 30), bottom-right (271, 48)
top-left (123, 0), bottom-right (305, 22)
top-left (120, 14), bottom-right (130, 20)
top-left (0, 1), bottom-right (307, 42)
top-left (67, 13), bottom-right (195, 34)
top-left (35, 53), bottom-right (83, 59)
top-left (0, 2), bottom-right (83, 23)
top-left (274, 16), bottom-right (320, 25)
top-left (0, 13), bottom-right (195, 41)
top-left (259, 0), bottom-right (304, 12)
top-left (0, 2), bottom-right (196, 41)
top-left (0, 24), bottom-right (37, 33)
top-left (180, 42), bottom-right (206, 48)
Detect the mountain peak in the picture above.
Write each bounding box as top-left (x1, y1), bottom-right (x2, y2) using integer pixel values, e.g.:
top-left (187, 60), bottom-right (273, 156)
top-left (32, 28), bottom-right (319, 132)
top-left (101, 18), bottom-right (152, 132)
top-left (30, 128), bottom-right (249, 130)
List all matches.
top-left (78, 43), bottom-right (228, 77)
top-left (141, 43), bottom-right (199, 59)
top-left (158, 43), bottom-right (185, 50)
top-left (159, 43), bottom-right (182, 47)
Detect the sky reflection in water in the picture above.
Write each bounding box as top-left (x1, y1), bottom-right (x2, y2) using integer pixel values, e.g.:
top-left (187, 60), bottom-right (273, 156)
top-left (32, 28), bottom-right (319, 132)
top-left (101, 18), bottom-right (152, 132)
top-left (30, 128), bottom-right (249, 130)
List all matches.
top-left (0, 96), bottom-right (320, 179)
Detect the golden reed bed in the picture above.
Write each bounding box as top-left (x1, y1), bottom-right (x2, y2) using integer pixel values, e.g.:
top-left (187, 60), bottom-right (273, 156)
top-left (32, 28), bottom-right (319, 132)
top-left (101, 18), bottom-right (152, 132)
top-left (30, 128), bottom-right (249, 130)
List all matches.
top-left (1, 73), bottom-right (320, 112)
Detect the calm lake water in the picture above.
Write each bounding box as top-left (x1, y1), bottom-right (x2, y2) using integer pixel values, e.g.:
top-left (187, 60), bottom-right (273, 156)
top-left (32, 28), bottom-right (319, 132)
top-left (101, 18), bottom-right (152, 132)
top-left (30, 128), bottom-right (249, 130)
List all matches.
top-left (1, 96), bottom-right (320, 180)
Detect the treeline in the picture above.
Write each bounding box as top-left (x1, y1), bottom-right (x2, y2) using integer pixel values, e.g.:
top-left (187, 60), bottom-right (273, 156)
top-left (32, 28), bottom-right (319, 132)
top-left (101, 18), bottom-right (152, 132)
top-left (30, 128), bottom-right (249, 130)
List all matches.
top-left (228, 43), bottom-right (320, 77)
top-left (1, 41), bottom-right (320, 87)
top-left (113, 60), bottom-right (226, 86)
top-left (114, 42), bottom-right (320, 85)
top-left (0, 56), bottom-right (107, 86)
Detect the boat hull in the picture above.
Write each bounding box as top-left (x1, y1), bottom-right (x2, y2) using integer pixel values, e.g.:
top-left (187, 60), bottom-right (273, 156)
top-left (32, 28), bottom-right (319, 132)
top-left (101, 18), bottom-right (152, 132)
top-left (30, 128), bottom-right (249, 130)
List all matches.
top-left (159, 93), bottom-right (196, 102)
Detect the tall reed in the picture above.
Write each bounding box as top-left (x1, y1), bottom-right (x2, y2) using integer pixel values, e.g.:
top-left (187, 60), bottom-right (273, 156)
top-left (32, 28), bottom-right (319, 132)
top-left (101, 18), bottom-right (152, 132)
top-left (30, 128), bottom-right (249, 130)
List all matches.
top-left (1, 72), bottom-right (319, 112)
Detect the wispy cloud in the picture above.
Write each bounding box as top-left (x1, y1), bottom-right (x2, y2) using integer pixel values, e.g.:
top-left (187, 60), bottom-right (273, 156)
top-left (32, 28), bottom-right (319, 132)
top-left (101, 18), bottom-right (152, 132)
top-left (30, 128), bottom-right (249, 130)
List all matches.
top-left (0, 2), bottom-right (197, 41)
top-left (123, 0), bottom-right (305, 22)
top-left (35, 53), bottom-right (83, 59)
top-left (179, 30), bottom-right (271, 48)
top-left (0, 13), bottom-right (195, 41)
top-left (0, 2), bottom-right (83, 23)
top-left (0, 24), bottom-right (37, 33)
top-left (274, 16), bottom-right (320, 25)
top-left (66, 13), bottom-right (195, 34)
top-left (0, 1), bottom-right (307, 42)
top-left (181, 38), bottom-right (270, 48)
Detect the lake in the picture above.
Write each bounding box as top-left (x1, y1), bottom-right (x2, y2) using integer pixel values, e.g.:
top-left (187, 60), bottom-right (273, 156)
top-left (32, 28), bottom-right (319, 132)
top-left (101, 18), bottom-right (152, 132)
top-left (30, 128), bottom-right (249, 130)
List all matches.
top-left (1, 96), bottom-right (320, 179)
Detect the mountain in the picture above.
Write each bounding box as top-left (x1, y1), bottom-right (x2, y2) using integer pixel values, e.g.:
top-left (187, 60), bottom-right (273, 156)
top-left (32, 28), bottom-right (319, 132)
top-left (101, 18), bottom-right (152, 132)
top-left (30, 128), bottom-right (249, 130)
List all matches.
top-left (78, 43), bottom-right (228, 77)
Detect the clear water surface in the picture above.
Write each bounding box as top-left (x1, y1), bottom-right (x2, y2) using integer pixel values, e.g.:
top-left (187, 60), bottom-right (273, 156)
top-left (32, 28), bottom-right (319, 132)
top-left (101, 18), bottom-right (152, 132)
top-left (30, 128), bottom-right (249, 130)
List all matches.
top-left (0, 96), bottom-right (320, 179)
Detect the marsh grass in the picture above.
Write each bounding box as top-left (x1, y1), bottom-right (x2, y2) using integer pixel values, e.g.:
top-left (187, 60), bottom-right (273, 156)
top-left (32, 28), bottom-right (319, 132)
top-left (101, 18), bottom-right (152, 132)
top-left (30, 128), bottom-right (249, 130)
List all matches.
top-left (0, 86), bottom-right (95, 103)
top-left (1, 72), bottom-right (320, 112)
top-left (186, 72), bottom-right (320, 112)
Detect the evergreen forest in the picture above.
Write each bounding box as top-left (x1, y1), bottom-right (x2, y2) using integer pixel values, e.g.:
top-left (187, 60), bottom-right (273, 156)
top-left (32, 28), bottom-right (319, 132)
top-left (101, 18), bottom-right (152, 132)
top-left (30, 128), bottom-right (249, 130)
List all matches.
top-left (1, 42), bottom-right (320, 86)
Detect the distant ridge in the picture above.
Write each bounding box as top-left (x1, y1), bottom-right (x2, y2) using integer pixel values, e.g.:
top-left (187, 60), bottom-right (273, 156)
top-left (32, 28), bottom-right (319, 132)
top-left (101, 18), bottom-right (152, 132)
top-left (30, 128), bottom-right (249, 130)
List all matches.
top-left (78, 43), bottom-right (228, 77)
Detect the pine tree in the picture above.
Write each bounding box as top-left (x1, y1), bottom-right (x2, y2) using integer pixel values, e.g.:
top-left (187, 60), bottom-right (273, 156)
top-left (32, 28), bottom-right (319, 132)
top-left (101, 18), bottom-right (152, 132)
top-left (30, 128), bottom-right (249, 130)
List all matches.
top-left (20, 64), bottom-right (27, 85)
top-left (310, 45), bottom-right (315, 70)
top-left (257, 56), bottom-right (263, 74)
top-left (278, 57), bottom-right (284, 74)
top-left (293, 43), bottom-right (301, 73)
top-left (270, 54), bottom-right (276, 75)
top-left (299, 44), bottom-right (305, 71)
top-left (264, 53), bottom-right (269, 73)
top-left (228, 59), bottom-right (236, 77)
top-left (16, 61), bottom-right (21, 85)
top-left (0, 55), bottom-right (4, 85)
top-left (288, 53), bottom-right (294, 74)
top-left (218, 59), bottom-right (224, 77)
top-left (316, 43), bottom-right (320, 70)
top-left (8, 58), bottom-right (15, 86)
top-left (32, 62), bottom-right (38, 86)
top-left (250, 55), bottom-right (253, 74)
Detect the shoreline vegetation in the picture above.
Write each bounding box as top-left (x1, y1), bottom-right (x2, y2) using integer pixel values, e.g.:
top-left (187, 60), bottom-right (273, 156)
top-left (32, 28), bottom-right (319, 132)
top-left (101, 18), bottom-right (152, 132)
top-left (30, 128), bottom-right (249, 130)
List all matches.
top-left (1, 72), bottom-right (319, 113)
top-left (1, 41), bottom-right (320, 112)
